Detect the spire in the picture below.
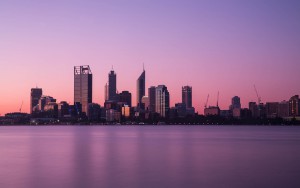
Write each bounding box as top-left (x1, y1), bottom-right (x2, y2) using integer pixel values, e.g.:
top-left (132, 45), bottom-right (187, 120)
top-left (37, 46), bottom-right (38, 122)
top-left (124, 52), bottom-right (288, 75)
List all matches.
top-left (143, 63), bottom-right (144, 71)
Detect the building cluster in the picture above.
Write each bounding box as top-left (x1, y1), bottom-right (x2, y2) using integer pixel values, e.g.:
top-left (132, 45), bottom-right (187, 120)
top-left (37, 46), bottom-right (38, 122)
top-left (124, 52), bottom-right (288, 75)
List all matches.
top-left (205, 95), bottom-right (300, 121)
top-left (1, 65), bottom-right (299, 125)
top-left (24, 65), bottom-right (195, 124)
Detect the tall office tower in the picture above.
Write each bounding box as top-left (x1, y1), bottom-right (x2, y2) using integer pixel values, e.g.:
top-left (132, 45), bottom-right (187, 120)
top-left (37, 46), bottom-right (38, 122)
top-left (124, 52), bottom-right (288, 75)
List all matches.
top-left (137, 68), bottom-right (145, 107)
top-left (182, 86), bottom-right (192, 108)
top-left (148, 86), bottom-right (156, 112)
top-left (230, 96), bottom-right (241, 110)
top-left (30, 88), bottom-right (42, 114)
top-left (108, 69), bottom-right (117, 100)
top-left (74, 65), bottom-right (92, 114)
top-left (119, 91), bottom-right (132, 107)
top-left (104, 83), bottom-right (109, 101)
top-left (155, 85), bottom-right (170, 117)
top-left (289, 95), bottom-right (300, 117)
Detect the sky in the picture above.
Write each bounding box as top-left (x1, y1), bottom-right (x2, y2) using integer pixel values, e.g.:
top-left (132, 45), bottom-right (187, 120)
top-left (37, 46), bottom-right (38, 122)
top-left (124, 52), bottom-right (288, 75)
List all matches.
top-left (0, 0), bottom-right (300, 115)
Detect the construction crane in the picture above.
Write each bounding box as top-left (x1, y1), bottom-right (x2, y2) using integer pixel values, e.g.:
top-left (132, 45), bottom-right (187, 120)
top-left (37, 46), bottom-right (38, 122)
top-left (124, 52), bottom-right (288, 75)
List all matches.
top-left (19, 101), bottom-right (23, 112)
top-left (254, 85), bottom-right (261, 104)
top-left (216, 91), bottom-right (219, 107)
top-left (204, 94), bottom-right (209, 108)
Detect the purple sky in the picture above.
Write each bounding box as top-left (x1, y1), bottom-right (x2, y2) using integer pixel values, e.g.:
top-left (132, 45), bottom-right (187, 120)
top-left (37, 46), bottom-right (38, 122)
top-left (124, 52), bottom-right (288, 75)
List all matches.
top-left (0, 0), bottom-right (299, 115)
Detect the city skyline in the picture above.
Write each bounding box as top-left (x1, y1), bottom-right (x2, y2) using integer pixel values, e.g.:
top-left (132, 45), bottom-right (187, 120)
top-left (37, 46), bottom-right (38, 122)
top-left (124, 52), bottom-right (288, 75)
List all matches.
top-left (1, 0), bottom-right (300, 115)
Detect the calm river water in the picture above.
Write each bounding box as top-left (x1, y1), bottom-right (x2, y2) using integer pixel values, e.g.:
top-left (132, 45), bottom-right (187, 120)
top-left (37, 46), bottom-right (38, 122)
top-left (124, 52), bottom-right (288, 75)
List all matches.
top-left (0, 126), bottom-right (299, 188)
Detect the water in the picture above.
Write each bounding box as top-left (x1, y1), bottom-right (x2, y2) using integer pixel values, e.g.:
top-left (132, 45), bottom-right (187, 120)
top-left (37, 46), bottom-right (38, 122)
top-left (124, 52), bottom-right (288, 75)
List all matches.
top-left (0, 126), bottom-right (299, 188)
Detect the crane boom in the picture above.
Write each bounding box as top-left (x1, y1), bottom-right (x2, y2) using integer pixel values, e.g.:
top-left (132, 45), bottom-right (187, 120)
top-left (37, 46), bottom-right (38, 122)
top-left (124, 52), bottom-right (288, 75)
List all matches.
top-left (19, 101), bottom-right (23, 112)
top-left (205, 94), bottom-right (209, 108)
top-left (217, 91), bottom-right (219, 107)
top-left (254, 85), bottom-right (261, 104)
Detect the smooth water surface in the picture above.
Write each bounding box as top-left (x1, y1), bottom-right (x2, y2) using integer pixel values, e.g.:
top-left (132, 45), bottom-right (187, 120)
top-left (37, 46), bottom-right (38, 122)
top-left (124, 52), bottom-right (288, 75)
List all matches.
top-left (0, 126), bottom-right (299, 188)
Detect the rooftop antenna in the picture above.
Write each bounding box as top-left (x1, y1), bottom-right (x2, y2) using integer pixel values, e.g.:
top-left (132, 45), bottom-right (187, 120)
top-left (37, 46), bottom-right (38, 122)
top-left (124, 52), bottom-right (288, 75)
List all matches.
top-left (143, 63), bottom-right (145, 71)
top-left (112, 65), bottom-right (114, 71)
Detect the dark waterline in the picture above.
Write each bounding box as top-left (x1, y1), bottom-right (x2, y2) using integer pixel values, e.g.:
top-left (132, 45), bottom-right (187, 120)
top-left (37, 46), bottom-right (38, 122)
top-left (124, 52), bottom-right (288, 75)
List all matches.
top-left (0, 126), bottom-right (299, 188)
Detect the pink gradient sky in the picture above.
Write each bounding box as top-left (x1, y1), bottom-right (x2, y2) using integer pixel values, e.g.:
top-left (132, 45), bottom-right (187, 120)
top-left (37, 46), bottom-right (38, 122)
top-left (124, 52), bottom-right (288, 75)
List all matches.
top-left (0, 0), bottom-right (299, 115)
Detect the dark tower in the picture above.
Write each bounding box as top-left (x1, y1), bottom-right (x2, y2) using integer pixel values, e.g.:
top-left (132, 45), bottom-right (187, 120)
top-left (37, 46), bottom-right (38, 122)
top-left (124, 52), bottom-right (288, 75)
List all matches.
top-left (148, 86), bottom-right (156, 112)
top-left (74, 65), bottom-right (92, 114)
top-left (30, 87), bottom-right (42, 114)
top-left (182, 86), bottom-right (192, 108)
top-left (108, 69), bottom-right (117, 100)
top-left (137, 68), bottom-right (145, 108)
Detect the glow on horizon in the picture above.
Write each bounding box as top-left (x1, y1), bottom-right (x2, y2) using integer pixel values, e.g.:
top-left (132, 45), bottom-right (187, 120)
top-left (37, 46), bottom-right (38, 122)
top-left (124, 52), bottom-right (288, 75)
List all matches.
top-left (0, 0), bottom-right (299, 115)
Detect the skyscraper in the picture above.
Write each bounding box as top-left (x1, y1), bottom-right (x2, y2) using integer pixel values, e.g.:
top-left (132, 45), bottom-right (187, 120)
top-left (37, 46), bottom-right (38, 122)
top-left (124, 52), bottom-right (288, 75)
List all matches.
top-left (30, 87), bottom-right (42, 114)
top-left (104, 83), bottom-right (109, 101)
top-left (148, 86), bottom-right (156, 112)
top-left (182, 86), bottom-right (192, 108)
top-left (230, 96), bottom-right (241, 110)
top-left (74, 65), bottom-right (92, 114)
top-left (137, 69), bottom-right (145, 107)
top-left (289, 95), bottom-right (299, 117)
top-left (155, 85), bottom-right (170, 117)
top-left (108, 69), bottom-right (117, 100)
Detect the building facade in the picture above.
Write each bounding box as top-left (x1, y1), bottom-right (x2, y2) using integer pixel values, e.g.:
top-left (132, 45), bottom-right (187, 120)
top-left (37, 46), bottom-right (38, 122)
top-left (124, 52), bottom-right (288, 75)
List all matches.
top-left (148, 86), bottom-right (156, 112)
top-left (30, 88), bottom-right (42, 114)
top-left (39, 96), bottom-right (56, 111)
top-left (74, 65), bottom-right (93, 114)
top-left (108, 70), bottom-right (117, 101)
top-left (182, 86), bottom-right (192, 108)
top-left (230, 96), bottom-right (241, 110)
top-left (119, 91), bottom-right (132, 107)
top-left (278, 101), bottom-right (289, 118)
top-left (137, 69), bottom-right (145, 108)
top-left (289, 95), bottom-right (300, 117)
top-left (155, 85), bottom-right (170, 117)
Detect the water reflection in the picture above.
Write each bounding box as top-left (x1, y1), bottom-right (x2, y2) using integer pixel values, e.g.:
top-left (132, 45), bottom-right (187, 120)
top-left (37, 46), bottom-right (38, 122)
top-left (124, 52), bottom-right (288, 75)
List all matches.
top-left (0, 126), bottom-right (299, 188)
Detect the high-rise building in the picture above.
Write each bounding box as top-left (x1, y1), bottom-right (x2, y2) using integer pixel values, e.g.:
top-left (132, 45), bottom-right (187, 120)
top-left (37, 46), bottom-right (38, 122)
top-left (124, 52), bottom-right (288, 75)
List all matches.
top-left (74, 65), bottom-right (92, 114)
top-left (30, 88), bottom-right (42, 114)
top-left (108, 70), bottom-right (117, 100)
top-left (119, 91), bottom-right (132, 107)
top-left (289, 95), bottom-right (300, 117)
top-left (230, 96), bottom-right (241, 110)
top-left (155, 85), bottom-right (170, 117)
top-left (182, 86), bottom-right (192, 108)
top-left (230, 96), bottom-right (241, 118)
top-left (137, 69), bottom-right (145, 107)
top-left (249, 102), bottom-right (258, 118)
top-left (148, 86), bottom-right (156, 112)
top-left (104, 83), bottom-right (109, 101)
